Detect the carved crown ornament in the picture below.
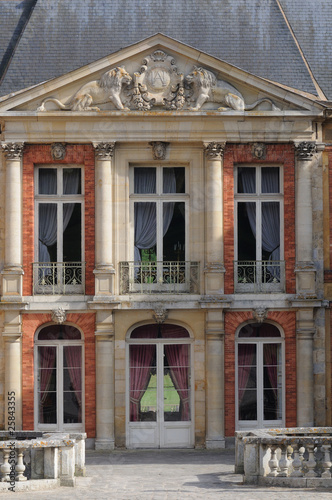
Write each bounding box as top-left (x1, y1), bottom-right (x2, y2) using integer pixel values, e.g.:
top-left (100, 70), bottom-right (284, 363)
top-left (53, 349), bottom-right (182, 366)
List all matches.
top-left (36, 51), bottom-right (281, 113)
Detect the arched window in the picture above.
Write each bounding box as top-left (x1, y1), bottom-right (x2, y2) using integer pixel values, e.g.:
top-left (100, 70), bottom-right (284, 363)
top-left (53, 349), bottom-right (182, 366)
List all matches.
top-left (35, 324), bottom-right (84, 431)
top-left (236, 322), bottom-right (284, 430)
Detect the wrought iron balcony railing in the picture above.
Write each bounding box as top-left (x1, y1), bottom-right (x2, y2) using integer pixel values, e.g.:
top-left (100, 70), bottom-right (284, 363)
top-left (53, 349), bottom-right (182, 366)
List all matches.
top-left (119, 261), bottom-right (200, 294)
top-left (33, 262), bottom-right (85, 295)
top-left (234, 260), bottom-right (285, 293)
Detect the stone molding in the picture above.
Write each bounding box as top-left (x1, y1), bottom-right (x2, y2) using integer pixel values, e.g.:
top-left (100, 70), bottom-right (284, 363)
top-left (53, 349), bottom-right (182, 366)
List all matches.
top-left (204, 263), bottom-right (226, 273)
top-left (204, 142), bottom-right (225, 160)
top-left (93, 142), bottom-right (115, 159)
top-left (150, 141), bottom-right (169, 160)
top-left (295, 142), bottom-right (317, 160)
top-left (1, 142), bottom-right (24, 159)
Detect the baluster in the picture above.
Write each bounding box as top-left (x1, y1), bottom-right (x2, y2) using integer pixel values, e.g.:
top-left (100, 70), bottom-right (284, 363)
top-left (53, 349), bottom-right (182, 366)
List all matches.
top-left (321, 444), bottom-right (332, 478)
top-left (15, 449), bottom-right (27, 481)
top-left (290, 443), bottom-right (304, 477)
top-left (267, 446), bottom-right (279, 477)
top-left (1, 449), bottom-right (11, 482)
top-left (279, 444), bottom-right (290, 476)
top-left (305, 444), bottom-right (317, 477)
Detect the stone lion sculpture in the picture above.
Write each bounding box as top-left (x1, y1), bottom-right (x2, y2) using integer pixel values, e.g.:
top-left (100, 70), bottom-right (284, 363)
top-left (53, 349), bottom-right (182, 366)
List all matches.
top-left (37, 67), bottom-right (132, 112)
top-left (185, 66), bottom-right (279, 111)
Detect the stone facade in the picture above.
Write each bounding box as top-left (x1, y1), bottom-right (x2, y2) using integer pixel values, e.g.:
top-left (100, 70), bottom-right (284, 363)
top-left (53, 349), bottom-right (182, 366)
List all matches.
top-left (0, 35), bottom-right (331, 450)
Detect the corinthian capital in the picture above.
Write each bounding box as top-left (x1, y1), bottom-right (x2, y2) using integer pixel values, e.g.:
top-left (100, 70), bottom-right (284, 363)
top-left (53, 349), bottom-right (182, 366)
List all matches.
top-left (204, 142), bottom-right (225, 160)
top-left (93, 142), bottom-right (115, 160)
top-left (295, 142), bottom-right (317, 161)
top-left (1, 142), bottom-right (24, 159)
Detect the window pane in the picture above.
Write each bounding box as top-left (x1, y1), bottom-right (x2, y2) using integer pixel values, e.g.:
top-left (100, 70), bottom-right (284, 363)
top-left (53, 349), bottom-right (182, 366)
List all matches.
top-left (237, 167), bottom-right (256, 193)
top-left (129, 344), bottom-right (156, 422)
top-left (38, 346), bottom-right (57, 424)
top-left (164, 344), bottom-right (190, 421)
top-left (237, 202), bottom-right (256, 261)
top-left (263, 343), bottom-right (282, 420)
top-left (134, 202), bottom-right (156, 260)
top-left (239, 323), bottom-right (281, 338)
top-left (262, 167), bottom-right (280, 193)
top-left (38, 169), bottom-right (57, 194)
top-left (238, 344), bottom-right (257, 421)
top-left (63, 203), bottom-right (81, 262)
top-left (134, 168), bottom-right (156, 193)
top-left (63, 391), bottom-right (82, 423)
top-left (39, 204), bottom-right (57, 262)
top-left (63, 168), bottom-right (81, 194)
top-left (163, 202), bottom-right (185, 261)
top-left (163, 167), bottom-right (185, 193)
top-left (38, 325), bottom-right (81, 340)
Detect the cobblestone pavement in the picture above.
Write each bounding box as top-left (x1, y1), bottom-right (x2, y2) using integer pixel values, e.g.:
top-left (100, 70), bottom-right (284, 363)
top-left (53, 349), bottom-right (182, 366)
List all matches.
top-left (1, 448), bottom-right (332, 499)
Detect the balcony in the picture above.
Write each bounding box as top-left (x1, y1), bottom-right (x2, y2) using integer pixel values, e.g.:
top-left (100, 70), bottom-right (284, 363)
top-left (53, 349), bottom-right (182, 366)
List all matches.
top-left (32, 262), bottom-right (85, 295)
top-left (119, 261), bottom-right (200, 294)
top-left (234, 260), bottom-right (285, 293)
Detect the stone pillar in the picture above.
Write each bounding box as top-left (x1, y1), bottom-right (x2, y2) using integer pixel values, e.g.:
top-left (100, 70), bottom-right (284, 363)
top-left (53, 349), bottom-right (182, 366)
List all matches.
top-left (294, 142), bottom-right (317, 427)
top-left (92, 142), bottom-right (115, 297)
top-left (3, 311), bottom-right (22, 430)
top-left (294, 141), bottom-right (317, 295)
top-left (1, 143), bottom-right (24, 300)
top-left (203, 142), bottom-right (226, 294)
top-left (95, 311), bottom-right (114, 450)
top-left (205, 310), bottom-right (225, 448)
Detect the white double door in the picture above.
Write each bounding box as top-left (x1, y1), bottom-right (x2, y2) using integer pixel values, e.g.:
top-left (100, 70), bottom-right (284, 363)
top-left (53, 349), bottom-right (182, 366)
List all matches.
top-left (127, 340), bottom-right (193, 448)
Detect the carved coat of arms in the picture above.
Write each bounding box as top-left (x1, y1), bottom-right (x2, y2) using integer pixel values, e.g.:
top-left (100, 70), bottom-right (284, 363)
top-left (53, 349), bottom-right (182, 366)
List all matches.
top-left (131, 50), bottom-right (185, 110)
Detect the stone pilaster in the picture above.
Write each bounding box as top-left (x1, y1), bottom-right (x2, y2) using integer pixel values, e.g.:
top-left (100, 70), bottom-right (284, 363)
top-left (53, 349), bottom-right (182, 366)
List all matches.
top-left (3, 311), bottom-right (22, 430)
top-left (205, 310), bottom-right (225, 448)
top-left (95, 311), bottom-right (115, 450)
top-left (294, 141), bottom-right (317, 296)
top-left (1, 143), bottom-right (24, 300)
top-left (203, 142), bottom-right (226, 294)
top-left (93, 142), bottom-right (115, 297)
top-left (296, 309), bottom-right (315, 427)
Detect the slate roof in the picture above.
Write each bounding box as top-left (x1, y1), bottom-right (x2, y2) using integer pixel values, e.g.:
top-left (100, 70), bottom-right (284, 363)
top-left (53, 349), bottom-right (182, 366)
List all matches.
top-left (0, 0), bottom-right (329, 98)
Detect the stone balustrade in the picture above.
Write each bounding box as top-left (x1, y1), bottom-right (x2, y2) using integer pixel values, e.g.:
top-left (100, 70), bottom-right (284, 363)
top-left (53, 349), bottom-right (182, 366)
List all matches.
top-left (0, 432), bottom-right (86, 491)
top-left (235, 427), bottom-right (332, 488)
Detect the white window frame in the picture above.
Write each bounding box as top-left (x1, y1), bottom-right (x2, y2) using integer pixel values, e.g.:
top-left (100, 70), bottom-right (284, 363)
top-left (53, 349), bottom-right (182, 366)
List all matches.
top-left (34, 165), bottom-right (84, 263)
top-left (234, 165), bottom-right (284, 291)
top-left (34, 324), bottom-right (85, 432)
top-left (235, 322), bottom-right (285, 431)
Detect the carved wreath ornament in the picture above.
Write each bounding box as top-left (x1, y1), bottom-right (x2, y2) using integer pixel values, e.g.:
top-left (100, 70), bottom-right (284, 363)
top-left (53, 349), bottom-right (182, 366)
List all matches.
top-left (37, 51), bottom-right (279, 113)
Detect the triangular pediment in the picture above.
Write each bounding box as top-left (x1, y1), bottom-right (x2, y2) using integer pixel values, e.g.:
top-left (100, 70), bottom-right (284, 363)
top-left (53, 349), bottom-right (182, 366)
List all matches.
top-left (0, 34), bottom-right (325, 114)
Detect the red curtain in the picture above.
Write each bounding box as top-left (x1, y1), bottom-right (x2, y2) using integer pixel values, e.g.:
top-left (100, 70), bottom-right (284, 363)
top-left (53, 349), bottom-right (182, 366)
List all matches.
top-left (164, 344), bottom-right (190, 421)
top-left (64, 345), bottom-right (82, 421)
top-left (238, 344), bottom-right (256, 404)
top-left (130, 342), bottom-right (156, 421)
top-left (38, 346), bottom-right (56, 423)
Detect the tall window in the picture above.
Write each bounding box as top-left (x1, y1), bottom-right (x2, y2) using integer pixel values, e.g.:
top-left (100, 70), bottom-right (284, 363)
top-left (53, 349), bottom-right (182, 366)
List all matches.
top-left (35, 324), bottom-right (84, 431)
top-left (236, 322), bottom-right (284, 430)
top-left (235, 166), bottom-right (284, 292)
top-left (34, 166), bottom-right (84, 294)
top-left (122, 166), bottom-right (196, 293)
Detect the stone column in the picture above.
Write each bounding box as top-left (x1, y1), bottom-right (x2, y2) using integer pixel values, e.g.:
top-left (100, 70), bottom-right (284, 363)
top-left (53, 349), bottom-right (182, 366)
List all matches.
top-left (92, 142), bottom-right (115, 297)
top-left (203, 142), bottom-right (226, 294)
top-left (3, 311), bottom-right (22, 430)
top-left (294, 142), bottom-right (317, 427)
top-left (1, 142), bottom-right (24, 300)
top-left (95, 311), bottom-right (114, 450)
top-left (205, 310), bottom-right (225, 448)
top-left (294, 141), bottom-right (317, 294)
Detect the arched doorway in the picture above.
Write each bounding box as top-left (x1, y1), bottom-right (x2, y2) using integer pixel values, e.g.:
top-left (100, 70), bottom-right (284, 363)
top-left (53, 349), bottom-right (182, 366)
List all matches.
top-left (126, 323), bottom-right (193, 448)
top-left (34, 323), bottom-right (84, 432)
top-left (236, 322), bottom-right (284, 430)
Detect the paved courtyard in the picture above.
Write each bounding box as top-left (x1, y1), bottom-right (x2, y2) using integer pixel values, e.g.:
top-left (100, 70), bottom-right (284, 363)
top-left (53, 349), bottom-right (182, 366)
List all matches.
top-left (1, 448), bottom-right (332, 499)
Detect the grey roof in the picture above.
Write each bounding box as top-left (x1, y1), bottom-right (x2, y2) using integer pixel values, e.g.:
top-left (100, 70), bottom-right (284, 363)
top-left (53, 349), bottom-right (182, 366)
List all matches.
top-left (279, 0), bottom-right (332, 100)
top-left (0, 0), bottom-right (325, 98)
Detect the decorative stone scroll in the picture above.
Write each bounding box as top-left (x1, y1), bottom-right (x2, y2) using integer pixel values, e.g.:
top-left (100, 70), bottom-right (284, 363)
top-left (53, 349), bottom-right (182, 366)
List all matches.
top-left (153, 307), bottom-right (168, 324)
top-left (1, 142), bottom-right (24, 159)
top-left (93, 142), bottom-right (115, 159)
top-left (51, 307), bottom-right (67, 324)
top-left (51, 143), bottom-right (66, 160)
top-left (150, 141), bottom-right (169, 160)
top-left (253, 307), bottom-right (268, 323)
top-left (204, 142), bottom-right (225, 160)
top-left (295, 142), bottom-right (317, 160)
